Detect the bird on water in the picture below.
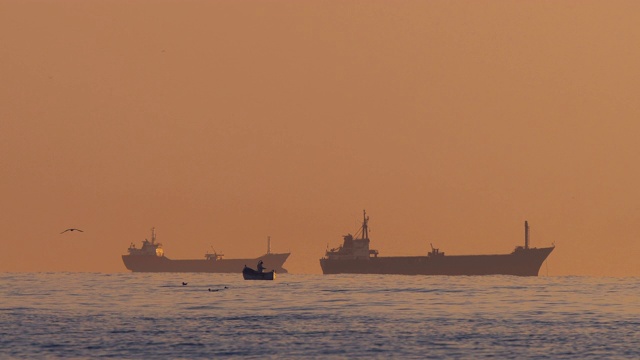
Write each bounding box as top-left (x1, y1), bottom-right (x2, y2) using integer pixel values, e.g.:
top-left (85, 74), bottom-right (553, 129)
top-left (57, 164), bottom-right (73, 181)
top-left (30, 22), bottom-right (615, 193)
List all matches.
top-left (60, 228), bottom-right (84, 234)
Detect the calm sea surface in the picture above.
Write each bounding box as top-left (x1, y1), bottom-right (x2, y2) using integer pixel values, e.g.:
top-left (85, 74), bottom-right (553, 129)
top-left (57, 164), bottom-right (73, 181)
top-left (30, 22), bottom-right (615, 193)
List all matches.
top-left (0, 273), bottom-right (638, 359)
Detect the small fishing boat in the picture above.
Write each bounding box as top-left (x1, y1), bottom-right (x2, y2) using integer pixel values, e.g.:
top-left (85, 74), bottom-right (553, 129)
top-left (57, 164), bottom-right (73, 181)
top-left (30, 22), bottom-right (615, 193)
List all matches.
top-left (242, 266), bottom-right (276, 280)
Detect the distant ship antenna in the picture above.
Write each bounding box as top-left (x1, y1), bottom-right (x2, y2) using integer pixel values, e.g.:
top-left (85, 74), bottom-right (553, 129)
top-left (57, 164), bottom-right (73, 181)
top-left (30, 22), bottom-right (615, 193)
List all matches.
top-left (362, 210), bottom-right (369, 240)
top-left (524, 221), bottom-right (529, 250)
top-left (267, 236), bottom-right (271, 255)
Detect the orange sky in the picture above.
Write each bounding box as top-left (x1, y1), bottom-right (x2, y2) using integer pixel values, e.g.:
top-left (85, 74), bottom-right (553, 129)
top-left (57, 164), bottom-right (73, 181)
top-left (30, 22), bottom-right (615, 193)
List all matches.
top-left (1, 1), bottom-right (639, 276)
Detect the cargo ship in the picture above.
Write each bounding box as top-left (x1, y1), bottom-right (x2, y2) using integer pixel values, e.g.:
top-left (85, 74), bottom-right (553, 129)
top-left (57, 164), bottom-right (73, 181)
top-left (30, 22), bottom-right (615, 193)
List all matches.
top-left (320, 211), bottom-right (554, 276)
top-left (122, 228), bottom-right (290, 273)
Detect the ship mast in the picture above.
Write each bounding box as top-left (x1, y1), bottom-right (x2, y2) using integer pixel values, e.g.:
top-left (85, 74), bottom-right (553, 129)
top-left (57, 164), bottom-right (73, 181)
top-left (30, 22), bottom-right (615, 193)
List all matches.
top-left (267, 236), bottom-right (271, 255)
top-left (524, 221), bottom-right (529, 250)
top-left (362, 210), bottom-right (369, 240)
top-left (151, 227), bottom-right (156, 244)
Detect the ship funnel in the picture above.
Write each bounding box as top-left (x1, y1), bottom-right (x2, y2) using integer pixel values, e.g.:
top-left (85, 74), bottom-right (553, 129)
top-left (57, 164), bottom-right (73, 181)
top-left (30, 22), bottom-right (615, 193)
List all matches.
top-left (524, 221), bottom-right (529, 250)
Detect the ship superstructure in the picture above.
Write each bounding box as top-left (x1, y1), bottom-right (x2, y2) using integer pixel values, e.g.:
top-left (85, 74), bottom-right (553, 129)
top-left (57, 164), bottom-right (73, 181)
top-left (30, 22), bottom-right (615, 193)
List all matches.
top-left (126, 227), bottom-right (164, 257)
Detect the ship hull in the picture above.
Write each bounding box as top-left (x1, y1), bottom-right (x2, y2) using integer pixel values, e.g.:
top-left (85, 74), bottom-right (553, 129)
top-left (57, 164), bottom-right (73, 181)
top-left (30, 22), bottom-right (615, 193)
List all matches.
top-left (122, 253), bottom-right (290, 273)
top-left (320, 247), bottom-right (554, 276)
top-left (242, 267), bottom-right (276, 280)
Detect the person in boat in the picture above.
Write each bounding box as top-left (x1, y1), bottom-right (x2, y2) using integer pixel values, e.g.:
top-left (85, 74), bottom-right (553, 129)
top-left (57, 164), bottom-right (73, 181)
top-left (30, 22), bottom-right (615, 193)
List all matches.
top-left (257, 260), bottom-right (265, 273)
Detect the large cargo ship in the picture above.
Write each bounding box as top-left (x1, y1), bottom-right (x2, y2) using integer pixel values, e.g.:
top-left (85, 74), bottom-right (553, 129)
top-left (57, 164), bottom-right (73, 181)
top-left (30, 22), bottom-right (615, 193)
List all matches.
top-left (122, 228), bottom-right (290, 273)
top-left (320, 211), bottom-right (554, 276)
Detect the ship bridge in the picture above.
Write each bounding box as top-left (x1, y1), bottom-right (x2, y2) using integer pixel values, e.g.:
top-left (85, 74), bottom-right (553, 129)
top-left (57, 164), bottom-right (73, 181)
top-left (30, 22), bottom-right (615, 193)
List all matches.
top-left (127, 228), bottom-right (164, 257)
top-left (324, 211), bottom-right (378, 260)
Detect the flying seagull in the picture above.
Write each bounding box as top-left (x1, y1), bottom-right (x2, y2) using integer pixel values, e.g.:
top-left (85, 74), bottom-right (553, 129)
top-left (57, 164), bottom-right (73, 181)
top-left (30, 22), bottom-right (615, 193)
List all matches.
top-left (182, 282), bottom-right (188, 286)
top-left (60, 228), bottom-right (84, 234)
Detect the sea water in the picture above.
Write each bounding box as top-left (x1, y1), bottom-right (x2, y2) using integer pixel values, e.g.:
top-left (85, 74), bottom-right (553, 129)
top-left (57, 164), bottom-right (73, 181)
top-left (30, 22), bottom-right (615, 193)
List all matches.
top-left (0, 273), bottom-right (638, 359)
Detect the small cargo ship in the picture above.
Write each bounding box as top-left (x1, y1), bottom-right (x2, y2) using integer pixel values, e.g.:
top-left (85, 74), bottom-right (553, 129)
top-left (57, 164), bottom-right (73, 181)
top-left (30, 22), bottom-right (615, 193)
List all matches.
top-left (122, 228), bottom-right (290, 273)
top-left (320, 211), bottom-right (554, 276)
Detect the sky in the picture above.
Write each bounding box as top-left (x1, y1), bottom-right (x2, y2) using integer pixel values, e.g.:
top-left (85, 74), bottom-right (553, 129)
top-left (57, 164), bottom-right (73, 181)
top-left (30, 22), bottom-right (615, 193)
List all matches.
top-left (1, 0), bottom-right (639, 276)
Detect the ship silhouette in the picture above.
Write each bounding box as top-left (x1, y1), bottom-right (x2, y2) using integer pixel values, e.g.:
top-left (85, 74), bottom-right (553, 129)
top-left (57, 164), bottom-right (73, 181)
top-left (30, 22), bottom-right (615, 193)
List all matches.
top-left (320, 211), bottom-right (554, 276)
top-left (122, 229), bottom-right (290, 273)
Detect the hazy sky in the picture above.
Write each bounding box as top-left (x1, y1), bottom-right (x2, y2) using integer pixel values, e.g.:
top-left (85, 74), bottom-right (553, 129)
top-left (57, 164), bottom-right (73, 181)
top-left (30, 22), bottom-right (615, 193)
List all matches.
top-left (1, 1), bottom-right (639, 276)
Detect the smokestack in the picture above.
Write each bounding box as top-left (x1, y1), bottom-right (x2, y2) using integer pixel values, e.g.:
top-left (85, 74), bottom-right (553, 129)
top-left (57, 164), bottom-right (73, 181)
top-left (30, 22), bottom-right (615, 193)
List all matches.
top-left (524, 221), bottom-right (529, 250)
